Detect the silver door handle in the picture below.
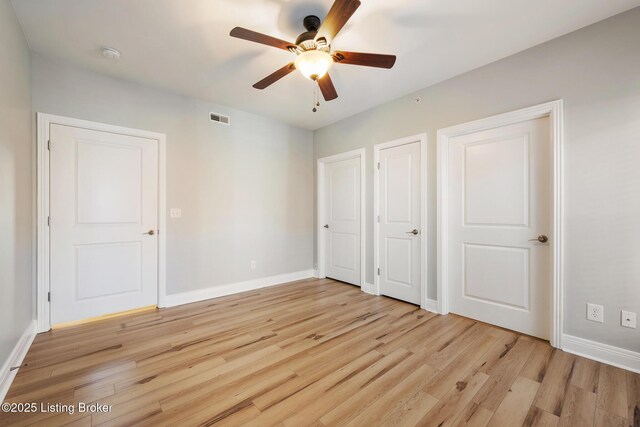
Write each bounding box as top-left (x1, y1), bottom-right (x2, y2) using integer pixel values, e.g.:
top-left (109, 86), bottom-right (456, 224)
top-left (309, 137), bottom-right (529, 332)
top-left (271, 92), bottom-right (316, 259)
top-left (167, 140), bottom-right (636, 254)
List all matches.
top-left (406, 229), bottom-right (419, 235)
top-left (143, 230), bottom-right (155, 236)
top-left (529, 235), bottom-right (548, 243)
top-left (324, 224), bottom-right (329, 229)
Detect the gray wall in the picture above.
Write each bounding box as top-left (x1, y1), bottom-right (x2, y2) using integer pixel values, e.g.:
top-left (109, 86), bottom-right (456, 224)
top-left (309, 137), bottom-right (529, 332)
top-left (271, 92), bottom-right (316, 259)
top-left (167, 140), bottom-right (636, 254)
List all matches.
top-left (0, 0), bottom-right (33, 366)
top-left (31, 54), bottom-right (314, 296)
top-left (314, 8), bottom-right (640, 351)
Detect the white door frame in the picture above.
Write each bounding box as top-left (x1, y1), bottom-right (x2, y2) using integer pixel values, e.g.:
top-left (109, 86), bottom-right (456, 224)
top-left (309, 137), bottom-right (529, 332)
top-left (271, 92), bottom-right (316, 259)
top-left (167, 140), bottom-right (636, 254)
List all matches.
top-left (373, 134), bottom-right (428, 308)
top-left (437, 100), bottom-right (564, 348)
top-left (316, 148), bottom-right (366, 286)
top-left (36, 113), bottom-right (167, 332)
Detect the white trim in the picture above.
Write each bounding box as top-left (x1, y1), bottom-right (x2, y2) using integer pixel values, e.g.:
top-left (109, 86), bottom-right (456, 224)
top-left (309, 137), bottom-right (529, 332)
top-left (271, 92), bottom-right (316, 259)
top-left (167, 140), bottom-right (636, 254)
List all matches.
top-left (425, 299), bottom-right (438, 313)
top-left (36, 113), bottom-right (168, 332)
top-left (164, 270), bottom-right (314, 307)
top-left (562, 334), bottom-right (640, 374)
top-left (437, 100), bottom-right (564, 347)
top-left (362, 282), bottom-right (376, 295)
top-left (373, 133), bottom-right (428, 307)
top-left (316, 148), bottom-right (366, 287)
top-left (0, 320), bottom-right (37, 403)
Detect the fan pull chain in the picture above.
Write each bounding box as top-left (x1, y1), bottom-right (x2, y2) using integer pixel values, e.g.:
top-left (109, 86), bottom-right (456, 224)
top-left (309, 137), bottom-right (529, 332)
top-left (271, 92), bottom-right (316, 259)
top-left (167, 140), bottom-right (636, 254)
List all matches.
top-left (312, 81), bottom-right (319, 112)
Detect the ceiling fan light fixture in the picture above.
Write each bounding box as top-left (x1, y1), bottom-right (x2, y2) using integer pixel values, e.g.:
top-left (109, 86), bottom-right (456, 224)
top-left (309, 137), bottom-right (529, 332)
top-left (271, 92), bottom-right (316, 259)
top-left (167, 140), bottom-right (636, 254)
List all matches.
top-left (294, 50), bottom-right (333, 80)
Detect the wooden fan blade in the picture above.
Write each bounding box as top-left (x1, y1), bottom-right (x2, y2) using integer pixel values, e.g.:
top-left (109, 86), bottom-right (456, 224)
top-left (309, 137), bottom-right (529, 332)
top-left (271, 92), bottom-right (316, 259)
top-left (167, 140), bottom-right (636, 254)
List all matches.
top-left (253, 63), bottom-right (296, 89)
top-left (318, 74), bottom-right (338, 101)
top-left (316, 0), bottom-right (361, 44)
top-left (230, 27), bottom-right (295, 51)
top-left (333, 51), bottom-right (396, 69)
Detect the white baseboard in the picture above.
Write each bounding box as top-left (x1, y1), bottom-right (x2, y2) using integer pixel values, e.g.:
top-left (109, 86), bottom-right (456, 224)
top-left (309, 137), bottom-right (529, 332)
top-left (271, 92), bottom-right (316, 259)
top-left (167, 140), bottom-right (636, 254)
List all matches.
top-left (163, 270), bottom-right (314, 307)
top-left (362, 282), bottom-right (377, 295)
top-left (424, 298), bottom-right (439, 313)
top-left (1, 320), bottom-right (37, 403)
top-left (313, 269), bottom-right (320, 279)
top-left (562, 334), bottom-right (640, 374)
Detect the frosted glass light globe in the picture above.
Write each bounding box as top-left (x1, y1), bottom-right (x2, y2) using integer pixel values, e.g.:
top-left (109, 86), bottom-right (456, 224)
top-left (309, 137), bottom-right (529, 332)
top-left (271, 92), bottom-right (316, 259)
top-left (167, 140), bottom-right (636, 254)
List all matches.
top-left (294, 50), bottom-right (333, 80)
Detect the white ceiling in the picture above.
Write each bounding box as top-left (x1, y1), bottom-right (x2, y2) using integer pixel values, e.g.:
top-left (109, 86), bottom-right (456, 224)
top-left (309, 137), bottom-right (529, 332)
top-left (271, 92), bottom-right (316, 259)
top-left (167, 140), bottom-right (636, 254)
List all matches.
top-left (12, 0), bottom-right (640, 130)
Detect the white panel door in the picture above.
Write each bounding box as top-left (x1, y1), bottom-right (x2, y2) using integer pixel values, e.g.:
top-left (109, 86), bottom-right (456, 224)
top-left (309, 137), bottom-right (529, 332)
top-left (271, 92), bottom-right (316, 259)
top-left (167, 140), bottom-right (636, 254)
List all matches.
top-left (324, 157), bottom-right (360, 285)
top-left (447, 117), bottom-right (551, 339)
top-left (50, 124), bottom-right (158, 325)
top-left (379, 142), bottom-right (421, 304)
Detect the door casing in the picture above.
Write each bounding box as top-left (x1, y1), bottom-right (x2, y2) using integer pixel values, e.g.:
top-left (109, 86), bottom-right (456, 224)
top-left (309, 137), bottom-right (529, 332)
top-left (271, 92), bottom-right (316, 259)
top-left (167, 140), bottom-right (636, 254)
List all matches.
top-left (437, 100), bottom-right (564, 348)
top-left (316, 149), bottom-right (366, 286)
top-left (36, 113), bottom-right (167, 332)
top-left (373, 134), bottom-right (428, 308)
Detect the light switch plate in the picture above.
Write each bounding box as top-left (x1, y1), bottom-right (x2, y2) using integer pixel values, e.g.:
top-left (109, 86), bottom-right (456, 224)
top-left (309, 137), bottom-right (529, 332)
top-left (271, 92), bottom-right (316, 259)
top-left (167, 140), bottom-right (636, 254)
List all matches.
top-left (170, 208), bottom-right (182, 218)
top-left (621, 310), bottom-right (637, 328)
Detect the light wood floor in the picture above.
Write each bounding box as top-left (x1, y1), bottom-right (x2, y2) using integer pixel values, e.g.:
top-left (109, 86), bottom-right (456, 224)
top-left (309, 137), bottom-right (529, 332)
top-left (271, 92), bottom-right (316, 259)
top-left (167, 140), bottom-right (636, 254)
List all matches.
top-left (2, 278), bottom-right (638, 427)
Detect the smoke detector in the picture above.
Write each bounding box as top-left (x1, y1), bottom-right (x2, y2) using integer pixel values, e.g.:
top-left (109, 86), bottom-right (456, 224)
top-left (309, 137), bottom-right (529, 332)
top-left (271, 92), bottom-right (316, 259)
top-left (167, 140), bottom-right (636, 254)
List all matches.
top-left (101, 47), bottom-right (121, 60)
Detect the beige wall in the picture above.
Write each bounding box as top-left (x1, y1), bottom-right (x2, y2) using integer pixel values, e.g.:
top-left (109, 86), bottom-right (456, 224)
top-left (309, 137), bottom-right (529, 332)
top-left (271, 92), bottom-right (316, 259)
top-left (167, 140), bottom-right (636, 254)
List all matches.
top-left (31, 54), bottom-right (314, 296)
top-left (314, 8), bottom-right (640, 351)
top-left (0, 0), bottom-right (33, 366)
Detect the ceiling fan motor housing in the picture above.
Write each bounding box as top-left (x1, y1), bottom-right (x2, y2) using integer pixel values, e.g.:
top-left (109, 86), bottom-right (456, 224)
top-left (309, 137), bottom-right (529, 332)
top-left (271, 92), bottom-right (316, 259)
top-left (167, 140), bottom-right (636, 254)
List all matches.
top-left (295, 31), bottom-right (317, 46)
top-left (295, 15), bottom-right (329, 52)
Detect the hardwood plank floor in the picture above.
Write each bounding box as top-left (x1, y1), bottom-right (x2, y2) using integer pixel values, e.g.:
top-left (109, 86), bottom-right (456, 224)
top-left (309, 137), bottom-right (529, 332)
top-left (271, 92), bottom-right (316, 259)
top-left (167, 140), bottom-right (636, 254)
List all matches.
top-left (1, 278), bottom-right (637, 427)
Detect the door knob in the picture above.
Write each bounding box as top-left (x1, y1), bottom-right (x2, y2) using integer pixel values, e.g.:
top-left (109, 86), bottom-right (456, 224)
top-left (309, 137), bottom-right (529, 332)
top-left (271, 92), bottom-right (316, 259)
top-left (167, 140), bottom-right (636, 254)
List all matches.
top-left (529, 235), bottom-right (548, 243)
top-left (143, 230), bottom-right (155, 236)
top-left (406, 229), bottom-right (419, 235)
top-left (324, 224), bottom-right (329, 229)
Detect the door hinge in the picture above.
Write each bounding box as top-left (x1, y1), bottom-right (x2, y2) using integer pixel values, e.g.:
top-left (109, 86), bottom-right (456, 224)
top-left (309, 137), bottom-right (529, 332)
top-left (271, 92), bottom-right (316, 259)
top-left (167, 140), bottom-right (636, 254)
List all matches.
top-left (47, 140), bottom-right (51, 150)
top-left (47, 292), bottom-right (51, 302)
top-left (377, 268), bottom-right (380, 276)
top-left (377, 215), bottom-right (380, 223)
top-left (377, 162), bottom-right (380, 170)
top-left (47, 216), bottom-right (50, 227)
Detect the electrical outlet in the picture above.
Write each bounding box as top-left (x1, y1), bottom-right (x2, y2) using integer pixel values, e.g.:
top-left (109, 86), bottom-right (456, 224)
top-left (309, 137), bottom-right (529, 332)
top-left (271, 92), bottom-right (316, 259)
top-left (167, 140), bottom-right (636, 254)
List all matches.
top-left (250, 260), bottom-right (256, 270)
top-left (621, 310), bottom-right (637, 328)
top-left (587, 303), bottom-right (604, 323)
top-left (170, 208), bottom-right (182, 218)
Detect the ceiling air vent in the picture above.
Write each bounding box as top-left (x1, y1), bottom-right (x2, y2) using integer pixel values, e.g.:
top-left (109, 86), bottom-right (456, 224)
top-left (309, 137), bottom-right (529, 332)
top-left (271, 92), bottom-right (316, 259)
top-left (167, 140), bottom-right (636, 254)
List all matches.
top-left (210, 112), bottom-right (230, 125)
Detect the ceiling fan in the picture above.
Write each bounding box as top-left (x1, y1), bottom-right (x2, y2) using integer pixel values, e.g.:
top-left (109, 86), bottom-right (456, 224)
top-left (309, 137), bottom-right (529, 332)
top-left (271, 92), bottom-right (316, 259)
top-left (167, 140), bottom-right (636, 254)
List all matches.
top-left (230, 0), bottom-right (396, 111)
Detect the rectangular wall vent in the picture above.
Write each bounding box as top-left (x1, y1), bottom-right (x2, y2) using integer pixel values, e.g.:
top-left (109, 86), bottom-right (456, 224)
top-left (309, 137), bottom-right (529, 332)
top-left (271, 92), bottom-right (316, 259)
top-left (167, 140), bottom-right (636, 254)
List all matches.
top-left (210, 112), bottom-right (230, 125)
